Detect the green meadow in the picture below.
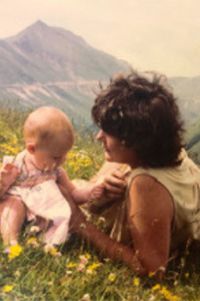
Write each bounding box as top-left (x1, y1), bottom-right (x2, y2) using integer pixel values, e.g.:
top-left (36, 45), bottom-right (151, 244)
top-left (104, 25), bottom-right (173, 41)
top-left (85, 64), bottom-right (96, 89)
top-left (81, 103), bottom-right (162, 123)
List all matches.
top-left (0, 108), bottom-right (200, 301)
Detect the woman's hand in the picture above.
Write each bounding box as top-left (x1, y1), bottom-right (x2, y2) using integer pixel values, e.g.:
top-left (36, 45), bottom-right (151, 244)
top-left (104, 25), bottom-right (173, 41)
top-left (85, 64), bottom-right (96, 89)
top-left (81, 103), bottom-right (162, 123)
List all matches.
top-left (91, 162), bottom-right (129, 201)
top-left (102, 169), bottom-right (127, 200)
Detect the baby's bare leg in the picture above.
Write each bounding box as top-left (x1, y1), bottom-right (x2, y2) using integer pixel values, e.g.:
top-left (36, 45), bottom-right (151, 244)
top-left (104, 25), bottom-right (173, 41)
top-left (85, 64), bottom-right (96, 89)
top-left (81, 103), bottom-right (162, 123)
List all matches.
top-left (0, 196), bottom-right (26, 245)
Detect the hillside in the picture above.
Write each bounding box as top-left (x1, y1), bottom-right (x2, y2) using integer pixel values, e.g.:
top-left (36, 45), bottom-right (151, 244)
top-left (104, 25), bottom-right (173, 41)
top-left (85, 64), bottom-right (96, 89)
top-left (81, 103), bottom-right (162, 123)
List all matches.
top-left (185, 117), bottom-right (200, 163)
top-left (0, 20), bottom-right (200, 126)
top-left (5, 20), bottom-right (129, 83)
top-left (0, 20), bottom-right (130, 123)
top-left (170, 76), bottom-right (200, 124)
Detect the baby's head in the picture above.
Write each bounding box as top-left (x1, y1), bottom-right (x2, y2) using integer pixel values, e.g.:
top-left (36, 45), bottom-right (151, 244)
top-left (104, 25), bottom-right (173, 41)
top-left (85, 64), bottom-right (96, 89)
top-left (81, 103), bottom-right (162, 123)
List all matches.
top-left (23, 106), bottom-right (74, 171)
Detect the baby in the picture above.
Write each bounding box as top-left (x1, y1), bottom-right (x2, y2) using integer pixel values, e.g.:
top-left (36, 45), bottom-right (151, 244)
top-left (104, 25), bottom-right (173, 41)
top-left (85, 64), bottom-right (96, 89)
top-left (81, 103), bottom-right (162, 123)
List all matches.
top-left (0, 106), bottom-right (104, 246)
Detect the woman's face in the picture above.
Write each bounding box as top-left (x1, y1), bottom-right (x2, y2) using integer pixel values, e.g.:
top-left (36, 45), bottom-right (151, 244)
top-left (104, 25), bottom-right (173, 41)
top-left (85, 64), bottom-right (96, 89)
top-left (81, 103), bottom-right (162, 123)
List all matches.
top-left (96, 129), bottom-right (136, 165)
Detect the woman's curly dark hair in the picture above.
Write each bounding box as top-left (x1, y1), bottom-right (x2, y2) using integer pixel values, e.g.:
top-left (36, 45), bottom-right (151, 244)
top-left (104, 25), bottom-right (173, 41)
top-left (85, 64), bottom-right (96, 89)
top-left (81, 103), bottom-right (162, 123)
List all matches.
top-left (92, 71), bottom-right (185, 168)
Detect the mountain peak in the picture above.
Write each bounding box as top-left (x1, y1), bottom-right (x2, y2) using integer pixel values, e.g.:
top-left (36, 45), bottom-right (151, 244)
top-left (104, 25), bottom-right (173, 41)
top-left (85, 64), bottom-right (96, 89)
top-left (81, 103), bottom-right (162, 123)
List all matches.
top-left (3, 20), bottom-right (129, 84)
top-left (25, 20), bottom-right (50, 33)
top-left (6, 20), bottom-right (50, 42)
top-left (31, 20), bottom-right (48, 29)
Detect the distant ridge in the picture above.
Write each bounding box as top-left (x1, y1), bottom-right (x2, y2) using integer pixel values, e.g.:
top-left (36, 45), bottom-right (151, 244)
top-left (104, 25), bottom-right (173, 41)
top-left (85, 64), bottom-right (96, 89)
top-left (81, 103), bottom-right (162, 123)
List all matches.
top-left (1, 20), bottom-right (129, 84)
top-left (0, 20), bottom-right (200, 127)
top-left (0, 20), bottom-right (131, 124)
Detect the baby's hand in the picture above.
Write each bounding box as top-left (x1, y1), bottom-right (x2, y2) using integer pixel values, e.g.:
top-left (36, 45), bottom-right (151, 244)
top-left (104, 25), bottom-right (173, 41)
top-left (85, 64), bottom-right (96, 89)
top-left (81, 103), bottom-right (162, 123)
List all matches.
top-left (89, 183), bottom-right (105, 200)
top-left (0, 163), bottom-right (19, 191)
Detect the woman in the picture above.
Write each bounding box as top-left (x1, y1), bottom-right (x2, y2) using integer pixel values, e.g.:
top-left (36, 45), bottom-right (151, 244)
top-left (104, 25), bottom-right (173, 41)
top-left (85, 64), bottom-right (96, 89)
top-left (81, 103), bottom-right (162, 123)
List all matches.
top-left (64, 71), bottom-right (200, 277)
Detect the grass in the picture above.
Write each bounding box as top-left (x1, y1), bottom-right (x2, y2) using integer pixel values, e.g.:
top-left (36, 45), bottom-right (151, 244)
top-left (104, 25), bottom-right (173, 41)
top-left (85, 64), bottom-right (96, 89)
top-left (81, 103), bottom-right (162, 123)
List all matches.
top-left (1, 108), bottom-right (200, 300)
top-left (1, 237), bottom-right (200, 300)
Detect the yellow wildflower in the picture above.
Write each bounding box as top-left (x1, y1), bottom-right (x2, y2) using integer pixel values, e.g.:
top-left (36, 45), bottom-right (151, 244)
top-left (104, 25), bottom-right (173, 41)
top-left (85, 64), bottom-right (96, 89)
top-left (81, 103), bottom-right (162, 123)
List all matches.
top-left (152, 284), bottom-right (161, 292)
top-left (66, 262), bottom-right (77, 269)
top-left (26, 237), bottom-right (39, 247)
top-left (132, 277), bottom-right (140, 287)
top-left (44, 245), bottom-right (61, 257)
top-left (152, 284), bottom-right (181, 301)
top-left (170, 296), bottom-right (180, 301)
top-left (160, 286), bottom-right (180, 301)
top-left (160, 286), bottom-right (172, 299)
top-left (8, 244), bottom-right (23, 260)
top-left (148, 271), bottom-right (155, 278)
top-left (2, 284), bottom-right (14, 293)
top-left (108, 272), bottom-right (117, 282)
top-left (79, 253), bottom-right (91, 264)
top-left (86, 262), bottom-right (102, 274)
top-left (171, 296), bottom-right (181, 301)
top-left (67, 150), bottom-right (93, 174)
top-left (84, 253), bottom-right (91, 260)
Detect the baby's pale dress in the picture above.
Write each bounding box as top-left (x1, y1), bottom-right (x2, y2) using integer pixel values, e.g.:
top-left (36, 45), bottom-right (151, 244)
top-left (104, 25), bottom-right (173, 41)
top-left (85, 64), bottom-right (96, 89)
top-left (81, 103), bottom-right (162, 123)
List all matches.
top-left (3, 150), bottom-right (71, 245)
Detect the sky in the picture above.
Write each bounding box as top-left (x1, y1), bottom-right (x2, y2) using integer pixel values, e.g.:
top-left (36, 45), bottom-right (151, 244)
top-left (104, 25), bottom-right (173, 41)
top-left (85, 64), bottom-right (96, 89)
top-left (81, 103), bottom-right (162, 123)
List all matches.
top-left (0, 0), bottom-right (200, 77)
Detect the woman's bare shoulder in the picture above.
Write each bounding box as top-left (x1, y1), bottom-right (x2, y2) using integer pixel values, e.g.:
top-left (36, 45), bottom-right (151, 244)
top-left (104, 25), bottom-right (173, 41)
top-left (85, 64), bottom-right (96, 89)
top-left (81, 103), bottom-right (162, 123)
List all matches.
top-left (129, 173), bottom-right (174, 215)
top-left (130, 173), bottom-right (170, 194)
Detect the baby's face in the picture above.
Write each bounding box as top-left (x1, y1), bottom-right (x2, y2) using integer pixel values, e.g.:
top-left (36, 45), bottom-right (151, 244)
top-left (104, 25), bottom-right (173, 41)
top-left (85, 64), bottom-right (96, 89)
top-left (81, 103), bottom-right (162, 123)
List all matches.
top-left (33, 145), bottom-right (68, 171)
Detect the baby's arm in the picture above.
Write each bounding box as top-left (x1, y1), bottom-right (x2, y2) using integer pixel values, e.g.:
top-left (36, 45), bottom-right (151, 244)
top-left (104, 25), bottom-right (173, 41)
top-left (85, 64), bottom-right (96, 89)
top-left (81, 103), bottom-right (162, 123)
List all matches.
top-left (0, 163), bottom-right (19, 198)
top-left (57, 168), bottom-right (104, 204)
top-left (72, 182), bottom-right (105, 204)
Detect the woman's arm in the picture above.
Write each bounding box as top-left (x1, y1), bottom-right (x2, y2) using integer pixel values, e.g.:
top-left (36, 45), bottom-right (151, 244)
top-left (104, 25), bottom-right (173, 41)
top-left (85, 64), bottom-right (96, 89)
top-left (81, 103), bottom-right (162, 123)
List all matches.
top-left (59, 172), bottom-right (173, 276)
top-left (72, 217), bottom-right (146, 275)
top-left (128, 174), bottom-right (174, 274)
top-left (59, 183), bottom-right (146, 275)
top-left (75, 175), bottom-right (173, 276)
